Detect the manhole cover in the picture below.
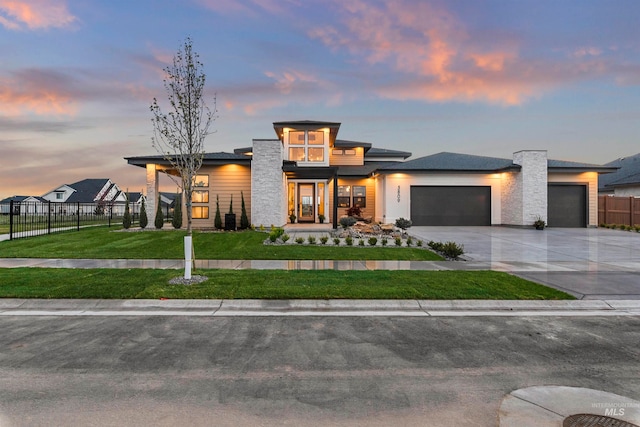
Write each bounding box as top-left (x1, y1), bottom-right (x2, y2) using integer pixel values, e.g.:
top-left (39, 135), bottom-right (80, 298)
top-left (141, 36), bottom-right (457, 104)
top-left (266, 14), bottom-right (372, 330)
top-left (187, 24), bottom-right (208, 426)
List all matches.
top-left (564, 414), bottom-right (639, 427)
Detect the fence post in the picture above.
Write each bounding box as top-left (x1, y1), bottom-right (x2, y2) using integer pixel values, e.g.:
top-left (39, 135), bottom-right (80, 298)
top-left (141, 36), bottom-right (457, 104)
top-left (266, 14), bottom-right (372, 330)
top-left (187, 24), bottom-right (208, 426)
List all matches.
top-left (631, 197), bottom-right (635, 227)
top-left (48, 201), bottom-right (52, 235)
top-left (9, 200), bottom-right (13, 240)
top-left (77, 202), bottom-right (81, 231)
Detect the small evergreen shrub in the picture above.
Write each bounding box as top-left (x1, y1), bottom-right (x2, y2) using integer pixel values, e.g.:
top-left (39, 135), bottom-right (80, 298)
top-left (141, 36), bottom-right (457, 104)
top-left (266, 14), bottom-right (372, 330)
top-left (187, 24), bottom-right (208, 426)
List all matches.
top-left (368, 237), bottom-right (378, 246)
top-left (333, 237), bottom-right (341, 245)
top-left (307, 236), bottom-right (317, 244)
top-left (345, 236), bottom-right (353, 246)
top-left (154, 197), bottom-right (164, 229)
top-left (139, 198), bottom-right (148, 229)
top-left (395, 237), bottom-right (402, 246)
top-left (295, 237), bottom-right (305, 244)
top-left (406, 236), bottom-right (413, 247)
top-left (381, 237), bottom-right (388, 246)
top-left (171, 193), bottom-right (182, 229)
top-left (395, 217), bottom-right (412, 230)
top-left (320, 236), bottom-right (329, 245)
top-left (281, 234), bottom-right (290, 243)
top-left (339, 216), bottom-right (357, 228)
top-left (442, 241), bottom-right (465, 259)
top-left (259, 224), bottom-right (265, 232)
top-left (358, 239), bottom-right (365, 246)
top-left (240, 191), bottom-right (249, 229)
top-left (417, 240), bottom-right (423, 247)
top-left (122, 195), bottom-right (132, 229)
top-left (214, 195), bottom-right (222, 229)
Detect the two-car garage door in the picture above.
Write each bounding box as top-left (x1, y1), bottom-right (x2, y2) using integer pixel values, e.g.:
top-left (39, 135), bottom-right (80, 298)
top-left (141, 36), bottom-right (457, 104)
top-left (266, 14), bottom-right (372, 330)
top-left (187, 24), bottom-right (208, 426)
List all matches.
top-left (410, 184), bottom-right (587, 227)
top-left (410, 186), bottom-right (491, 226)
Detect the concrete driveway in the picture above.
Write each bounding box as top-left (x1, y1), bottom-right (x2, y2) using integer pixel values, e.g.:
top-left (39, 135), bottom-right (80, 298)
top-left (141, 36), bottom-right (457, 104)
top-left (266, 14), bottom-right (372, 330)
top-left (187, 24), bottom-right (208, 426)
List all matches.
top-left (409, 226), bottom-right (640, 300)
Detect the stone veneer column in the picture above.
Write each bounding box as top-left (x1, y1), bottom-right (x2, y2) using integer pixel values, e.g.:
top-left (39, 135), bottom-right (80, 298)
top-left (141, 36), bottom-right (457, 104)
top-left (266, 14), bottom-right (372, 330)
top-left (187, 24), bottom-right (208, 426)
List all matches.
top-left (146, 164), bottom-right (158, 225)
top-left (513, 150), bottom-right (548, 226)
top-left (251, 139), bottom-right (286, 227)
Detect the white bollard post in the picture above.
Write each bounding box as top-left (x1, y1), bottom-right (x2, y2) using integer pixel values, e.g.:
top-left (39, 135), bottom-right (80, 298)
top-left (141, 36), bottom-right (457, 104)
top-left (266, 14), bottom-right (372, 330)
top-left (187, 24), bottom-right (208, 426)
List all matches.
top-left (184, 235), bottom-right (192, 280)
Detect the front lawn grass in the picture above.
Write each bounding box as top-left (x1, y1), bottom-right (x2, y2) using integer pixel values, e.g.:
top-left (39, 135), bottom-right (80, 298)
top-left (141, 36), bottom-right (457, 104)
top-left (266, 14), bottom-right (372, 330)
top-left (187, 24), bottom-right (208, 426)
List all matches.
top-left (0, 268), bottom-right (573, 300)
top-left (0, 227), bottom-right (442, 261)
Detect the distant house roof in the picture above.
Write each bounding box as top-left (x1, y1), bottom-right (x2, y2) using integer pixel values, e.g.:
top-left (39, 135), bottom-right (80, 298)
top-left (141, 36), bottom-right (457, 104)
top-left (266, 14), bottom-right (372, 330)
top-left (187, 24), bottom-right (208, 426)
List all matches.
top-left (0, 195), bottom-right (45, 203)
top-left (63, 179), bottom-right (114, 203)
top-left (599, 153), bottom-right (640, 190)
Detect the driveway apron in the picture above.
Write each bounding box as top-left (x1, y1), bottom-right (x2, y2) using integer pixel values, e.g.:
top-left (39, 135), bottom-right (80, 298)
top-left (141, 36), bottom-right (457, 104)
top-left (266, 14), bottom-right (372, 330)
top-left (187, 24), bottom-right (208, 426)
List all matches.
top-left (409, 226), bottom-right (640, 300)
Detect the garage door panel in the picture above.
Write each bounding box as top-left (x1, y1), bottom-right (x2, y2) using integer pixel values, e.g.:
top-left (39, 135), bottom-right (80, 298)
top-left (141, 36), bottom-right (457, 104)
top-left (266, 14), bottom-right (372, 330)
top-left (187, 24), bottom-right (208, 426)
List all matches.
top-left (548, 185), bottom-right (586, 228)
top-left (411, 186), bottom-right (491, 226)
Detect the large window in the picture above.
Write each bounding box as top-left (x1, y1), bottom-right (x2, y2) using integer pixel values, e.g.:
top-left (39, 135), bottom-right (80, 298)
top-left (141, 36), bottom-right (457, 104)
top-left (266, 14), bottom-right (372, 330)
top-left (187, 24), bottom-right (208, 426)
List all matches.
top-left (287, 130), bottom-right (325, 163)
top-left (193, 174), bottom-right (209, 187)
top-left (337, 185), bottom-right (366, 208)
top-left (192, 206), bottom-right (209, 219)
top-left (192, 190), bottom-right (209, 203)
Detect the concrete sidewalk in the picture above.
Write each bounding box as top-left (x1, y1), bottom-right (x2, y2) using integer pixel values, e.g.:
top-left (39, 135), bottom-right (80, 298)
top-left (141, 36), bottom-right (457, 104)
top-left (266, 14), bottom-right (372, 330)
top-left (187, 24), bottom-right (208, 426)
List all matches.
top-left (1, 298), bottom-right (640, 317)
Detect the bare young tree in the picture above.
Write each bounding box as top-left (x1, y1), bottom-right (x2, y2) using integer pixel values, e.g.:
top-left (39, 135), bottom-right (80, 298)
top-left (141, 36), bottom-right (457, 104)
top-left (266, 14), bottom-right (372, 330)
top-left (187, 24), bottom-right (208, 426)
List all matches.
top-left (150, 37), bottom-right (216, 236)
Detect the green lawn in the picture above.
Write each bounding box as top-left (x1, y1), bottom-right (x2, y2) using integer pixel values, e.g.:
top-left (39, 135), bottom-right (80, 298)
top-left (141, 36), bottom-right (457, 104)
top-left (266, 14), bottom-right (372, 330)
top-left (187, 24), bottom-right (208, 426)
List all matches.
top-left (0, 268), bottom-right (573, 300)
top-left (0, 226), bottom-right (442, 261)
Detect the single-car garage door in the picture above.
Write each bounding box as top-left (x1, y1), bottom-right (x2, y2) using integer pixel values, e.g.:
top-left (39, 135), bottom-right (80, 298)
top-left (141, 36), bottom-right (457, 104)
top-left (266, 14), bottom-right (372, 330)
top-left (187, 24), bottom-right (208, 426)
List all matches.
top-left (548, 184), bottom-right (587, 227)
top-left (410, 186), bottom-right (491, 226)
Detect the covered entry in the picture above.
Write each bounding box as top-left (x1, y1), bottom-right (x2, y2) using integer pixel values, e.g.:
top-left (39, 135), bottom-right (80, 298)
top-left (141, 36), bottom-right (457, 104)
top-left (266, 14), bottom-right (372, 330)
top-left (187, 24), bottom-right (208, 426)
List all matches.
top-left (548, 184), bottom-right (587, 227)
top-left (410, 186), bottom-right (491, 226)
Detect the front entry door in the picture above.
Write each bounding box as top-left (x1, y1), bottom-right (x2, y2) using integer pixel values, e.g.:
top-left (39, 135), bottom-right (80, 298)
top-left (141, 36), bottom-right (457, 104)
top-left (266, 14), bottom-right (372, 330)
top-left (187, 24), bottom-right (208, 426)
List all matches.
top-left (299, 184), bottom-right (315, 222)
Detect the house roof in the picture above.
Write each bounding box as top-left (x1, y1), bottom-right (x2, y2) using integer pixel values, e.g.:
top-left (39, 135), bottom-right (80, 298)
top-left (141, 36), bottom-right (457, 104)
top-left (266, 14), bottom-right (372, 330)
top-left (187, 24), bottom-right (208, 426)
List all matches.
top-left (599, 153), bottom-right (640, 189)
top-left (378, 152), bottom-right (519, 172)
top-left (125, 152), bottom-right (251, 168)
top-left (365, 147), bottom-right (412, 159)
top-left (273, 120), bottom-right (341, 145)
top-left (64, 178), bottom-right (114, 203)
top-left (0, 195), bottom-right (45, 203)
top-left (547, 159), bottom-right (617, 173)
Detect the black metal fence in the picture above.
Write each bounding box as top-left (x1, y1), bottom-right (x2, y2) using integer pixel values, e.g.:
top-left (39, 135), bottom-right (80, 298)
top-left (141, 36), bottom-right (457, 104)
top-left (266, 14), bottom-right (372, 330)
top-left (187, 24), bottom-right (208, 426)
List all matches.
top-left (0, 200), bottom-right (140, 241)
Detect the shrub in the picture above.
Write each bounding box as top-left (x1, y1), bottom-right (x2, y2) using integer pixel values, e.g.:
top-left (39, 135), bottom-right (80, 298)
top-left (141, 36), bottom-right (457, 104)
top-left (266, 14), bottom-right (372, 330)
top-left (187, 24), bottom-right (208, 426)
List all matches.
top-left (339, 216), bottom-right (357, 229)
top-left (268, 227), bottom-right (285, 243)
top-left (442, 241), bottom-right (465, 259)
top-left (171, 193), bottom-right (182, 229)
top-left (395, 237), bottom-right (402, 246)
top-left (318, 214), bottom-right (325, 224)
top-left (417, 240), bottom-right (423, 247)
top-left (240, 191), bottom-right (249, 229)
top-left (122, 195), bottom-right (132, 229)
top-left (345, 236), bottom-right (353, 246)
top-left (139, 198), bottom-right (148, 229)
top-left (307, 236), bottom-right (317, 244)
top-left (333, 237), bottom-right (341, 245)
top-left (368, 237), bottom-right (378, 246)
top-left (395, 217), bottom-right (412, 230)
top-left (154, 197), bottom-right (164, 229)
top-left (281, 233), bottom-right (290, 243)
top-left (320, 236), bottom-right (328, 245)
top-left (214, 195), bottom-right (222, 230)
top-left (259, 224), bottom-right (265, 232)
top-left (295, 237), bottom-right (305, 244)
top-left (428, 240), bottom-right (444, 252)
top-left (358, 239), bottom-right (365, 246)
top-left (346, 206), bottom-right (362, 217)
top-left (406, 236), bottom-right (412, 247)
top-left (381, 237), bottom-right (388, 246)
top-left (228, 195), bottom-right (234, 215)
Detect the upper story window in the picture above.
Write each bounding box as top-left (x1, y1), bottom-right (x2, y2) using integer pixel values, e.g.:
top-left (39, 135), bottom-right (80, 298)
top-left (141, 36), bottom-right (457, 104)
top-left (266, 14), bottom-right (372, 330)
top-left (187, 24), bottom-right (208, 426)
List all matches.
top-left (286, 130), bottom-right (326, 165)
top-left (193, 174), bottom-right (209, 187)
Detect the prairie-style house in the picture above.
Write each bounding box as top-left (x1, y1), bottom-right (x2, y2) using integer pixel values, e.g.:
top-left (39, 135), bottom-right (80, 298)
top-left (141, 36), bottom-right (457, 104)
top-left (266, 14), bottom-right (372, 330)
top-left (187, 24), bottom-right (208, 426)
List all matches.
top-left (126, 120), bottom-right (616, 229)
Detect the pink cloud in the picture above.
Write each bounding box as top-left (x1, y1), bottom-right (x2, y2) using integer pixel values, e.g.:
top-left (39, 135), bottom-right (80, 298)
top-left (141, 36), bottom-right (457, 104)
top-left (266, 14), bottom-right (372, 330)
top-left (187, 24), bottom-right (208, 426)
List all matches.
top-left (0, 69), bottom-right (77, 115)
top-left (309, 0), bottom-right (616, 106)
top-left (0, 0), bottom-right (76, 30)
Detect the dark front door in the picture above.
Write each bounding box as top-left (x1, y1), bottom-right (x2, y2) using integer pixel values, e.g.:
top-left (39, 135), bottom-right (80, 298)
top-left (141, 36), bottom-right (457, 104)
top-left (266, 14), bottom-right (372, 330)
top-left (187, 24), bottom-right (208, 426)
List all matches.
top-left (410, 186), bottom-right (491, 226)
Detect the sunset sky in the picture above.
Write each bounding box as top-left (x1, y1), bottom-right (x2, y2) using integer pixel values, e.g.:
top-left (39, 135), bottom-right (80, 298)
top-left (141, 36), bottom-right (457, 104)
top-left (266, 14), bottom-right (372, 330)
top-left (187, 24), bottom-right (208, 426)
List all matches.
top-left (2, 0), bottom-right (640, 199)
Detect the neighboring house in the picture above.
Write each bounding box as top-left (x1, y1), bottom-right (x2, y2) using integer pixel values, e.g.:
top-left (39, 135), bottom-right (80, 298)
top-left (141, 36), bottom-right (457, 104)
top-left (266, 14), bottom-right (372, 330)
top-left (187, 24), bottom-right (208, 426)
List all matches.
top-left (126, 119), bottom-right (617, 229)
top-left (41, 178), bottom-right (128, 215)
top-left (0, 196), bottom-right (46, 214)
top-left (598, 153), bottom-right (640, 197)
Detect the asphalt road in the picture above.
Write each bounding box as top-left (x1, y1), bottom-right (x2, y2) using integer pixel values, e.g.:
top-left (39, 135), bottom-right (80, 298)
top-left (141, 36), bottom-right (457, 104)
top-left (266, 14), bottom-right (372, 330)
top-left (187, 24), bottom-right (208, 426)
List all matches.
top-left (0, 315), bottom-right (639, 427)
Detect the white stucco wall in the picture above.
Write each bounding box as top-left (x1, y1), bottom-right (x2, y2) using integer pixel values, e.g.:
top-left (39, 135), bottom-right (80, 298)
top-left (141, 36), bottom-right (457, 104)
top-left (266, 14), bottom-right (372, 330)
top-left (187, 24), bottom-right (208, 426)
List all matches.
top-left (379, 173), bottom-right (503, 225)
top-left (251, 139), bottom-right (286, 227)
top-left (613, 185), bottom-right (640, 197)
